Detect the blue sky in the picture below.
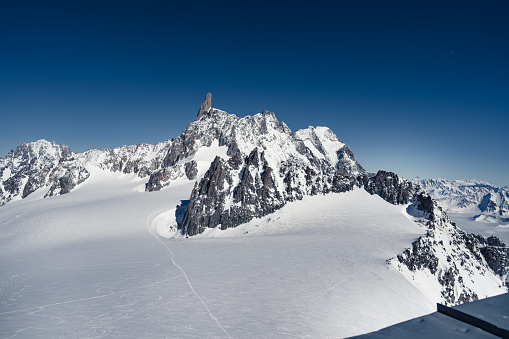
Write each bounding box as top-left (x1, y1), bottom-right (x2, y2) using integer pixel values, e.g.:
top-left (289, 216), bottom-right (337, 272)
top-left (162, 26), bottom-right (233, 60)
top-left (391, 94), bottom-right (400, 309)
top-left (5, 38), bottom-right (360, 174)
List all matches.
top-left (1, 0), bottom-right (508, 186)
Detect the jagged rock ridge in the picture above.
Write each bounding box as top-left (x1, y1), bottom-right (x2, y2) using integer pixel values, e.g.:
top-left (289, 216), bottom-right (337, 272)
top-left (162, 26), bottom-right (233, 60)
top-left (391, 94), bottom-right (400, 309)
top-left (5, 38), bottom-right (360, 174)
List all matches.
top-left (1, 94), bottom-right (507, 306)
top-left (1, 93), bottom-right (365, 208)
top-left (0, 140), bottom-right (173, 206)
top-left (395, 187), bottom-right (509, 305)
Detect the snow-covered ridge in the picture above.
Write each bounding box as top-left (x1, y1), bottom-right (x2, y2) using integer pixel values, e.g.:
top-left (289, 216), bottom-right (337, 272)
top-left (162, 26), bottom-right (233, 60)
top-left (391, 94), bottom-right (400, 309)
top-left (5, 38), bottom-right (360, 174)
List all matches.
top-left (393, 191), bottom-right (508, 305)
top-left (0, 138), bottom-right (174, 206)
top-left (413, 178), bottom-right (509, 224)
top-left (1, 94), bottom-right (508, 309)
top-left (0, 94), bottom-right (364, 207)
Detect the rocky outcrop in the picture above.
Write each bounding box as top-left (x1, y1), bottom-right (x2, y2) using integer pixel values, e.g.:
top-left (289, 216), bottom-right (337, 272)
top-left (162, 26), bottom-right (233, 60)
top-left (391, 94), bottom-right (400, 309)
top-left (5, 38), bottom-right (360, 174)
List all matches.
top-left (392, 185), bottom-right (508, 305)
top-left (180, 156), bottom-right (233, 236)
top-left (397, 235), bottom-right (439, 275)
top-left (196, 92), bottom-right (212, 120)
top-left (180, 148), bottom-right (286, 235)
top-left (475, 236), bottom-right (509, 279)
top-left (185, 160), bottom-right (198, 180)
top-left (336, 146), bottom-right (366, 176)
top-left (145, 164), bottom-right (185, 192)
top-left (178, 139), bottom-right (371, 236)
top-left (481, 246), bottom-right (509, 278)
top-left (365, 170), bottom-right (414, 205)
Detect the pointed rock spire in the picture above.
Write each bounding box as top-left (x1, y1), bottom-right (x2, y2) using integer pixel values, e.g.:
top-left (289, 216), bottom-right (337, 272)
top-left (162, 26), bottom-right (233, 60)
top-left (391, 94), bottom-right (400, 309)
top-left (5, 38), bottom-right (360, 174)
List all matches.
top-left (196, 92), bottom-right (212, 120)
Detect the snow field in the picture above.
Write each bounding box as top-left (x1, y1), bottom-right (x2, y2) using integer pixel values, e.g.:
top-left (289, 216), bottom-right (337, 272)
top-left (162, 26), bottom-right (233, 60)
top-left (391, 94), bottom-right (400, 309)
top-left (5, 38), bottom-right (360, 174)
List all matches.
top-left (2, 171), bottom-right (437, 338)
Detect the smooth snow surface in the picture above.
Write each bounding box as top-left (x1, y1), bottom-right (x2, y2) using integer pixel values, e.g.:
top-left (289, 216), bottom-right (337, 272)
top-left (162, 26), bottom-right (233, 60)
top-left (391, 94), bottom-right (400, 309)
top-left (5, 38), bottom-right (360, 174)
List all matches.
top-left (0, 173), bottom-right (437, 338)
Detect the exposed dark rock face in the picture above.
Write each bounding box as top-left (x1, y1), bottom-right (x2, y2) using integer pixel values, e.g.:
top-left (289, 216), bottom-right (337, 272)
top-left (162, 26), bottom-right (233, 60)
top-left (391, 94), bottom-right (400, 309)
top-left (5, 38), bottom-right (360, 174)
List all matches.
top-left (481, 246), bottom-right (509, 278)
top-left (145, 165), bottom-right (184, 192)
top-left (413, 193), bottom-right (435, 220)
top-left (179, 146), bottom-right (368, 236)
top-left (487, 235), bottom-right (506, 247)
top-left (185, 161), bottom-right (198, 180)
top-left (162, 135), bottom-right (196, 168)
top-left (478, 193), bottom-right (497, 213)
top-left (180, 156), bottom-right (232, 236)
top-left (196, 92), bottom-right (212, 120)
top-left (224, 150), bottom-right (285, 229)
top-left (336, 146), bottom-right (366, 176)
top-left (397, 236), bottom-right (439, 275)
top-left (468, 235), bottom-right (509, 279)
top-left (180, 149), bottom-right (286, 235)
top-left (3, 174), bottom-right (23, 198)
top-left (365, 170), bottom-right (414, 205)
top-left (45, 166), bottom-right (90, 197)
top-left (58, 172), bottom-right (76, 195)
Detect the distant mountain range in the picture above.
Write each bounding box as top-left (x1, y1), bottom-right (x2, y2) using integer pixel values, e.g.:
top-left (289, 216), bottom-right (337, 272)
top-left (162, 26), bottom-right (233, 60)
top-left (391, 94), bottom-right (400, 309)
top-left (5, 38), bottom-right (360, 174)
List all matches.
top-left (413, 178), bottom-right (509, 224)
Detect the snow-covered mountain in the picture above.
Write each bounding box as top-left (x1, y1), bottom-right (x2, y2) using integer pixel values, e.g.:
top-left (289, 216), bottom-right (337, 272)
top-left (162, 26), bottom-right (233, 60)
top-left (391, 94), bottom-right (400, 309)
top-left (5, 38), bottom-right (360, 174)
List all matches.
top-left (0, 138), bottom-right (173, 206)
top-left (1, 94), bottom-right (508, 337)
top-left (0, 93), bottom-right (364, 207)
top-left (413, 178), bottom-right (509, 224)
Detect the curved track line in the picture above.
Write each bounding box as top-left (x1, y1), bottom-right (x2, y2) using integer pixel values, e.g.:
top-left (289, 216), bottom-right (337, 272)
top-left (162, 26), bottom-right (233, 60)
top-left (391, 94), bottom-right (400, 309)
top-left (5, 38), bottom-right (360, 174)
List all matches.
top-left (146, 212), bottom-right (233, 339)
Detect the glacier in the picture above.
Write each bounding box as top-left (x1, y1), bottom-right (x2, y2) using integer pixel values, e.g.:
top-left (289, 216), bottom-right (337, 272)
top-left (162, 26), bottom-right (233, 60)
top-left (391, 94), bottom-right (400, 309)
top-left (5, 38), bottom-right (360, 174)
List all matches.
top-left (1, 94), bottom-right (507, 338)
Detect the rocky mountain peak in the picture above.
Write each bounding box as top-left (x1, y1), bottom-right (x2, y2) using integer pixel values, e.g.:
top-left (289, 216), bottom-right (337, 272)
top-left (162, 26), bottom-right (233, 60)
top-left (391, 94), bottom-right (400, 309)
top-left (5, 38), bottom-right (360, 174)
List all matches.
top-left (10, 139), bottom-right (72, 161)
top-left (1, 94), bottom-right (508, 306)
top-left (196, 92), bottom-right (212, 120)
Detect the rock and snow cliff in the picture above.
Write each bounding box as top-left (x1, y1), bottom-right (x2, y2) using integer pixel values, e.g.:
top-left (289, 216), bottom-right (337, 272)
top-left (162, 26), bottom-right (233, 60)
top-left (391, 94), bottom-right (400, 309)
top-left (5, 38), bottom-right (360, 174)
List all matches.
top-left (0, 93), bottom-right (507, 306)
top-left (393, 188), bottom-right (509, 305)
top-left (0, 139), bottom-right (173, 206)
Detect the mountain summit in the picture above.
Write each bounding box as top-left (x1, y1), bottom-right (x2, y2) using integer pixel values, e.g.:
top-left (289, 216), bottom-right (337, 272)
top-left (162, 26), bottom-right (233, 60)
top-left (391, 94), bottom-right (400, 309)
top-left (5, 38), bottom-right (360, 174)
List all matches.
top-left (0, 94), bottom-right (507, 309)
top-left (196, 92), bottom-right (212, 120)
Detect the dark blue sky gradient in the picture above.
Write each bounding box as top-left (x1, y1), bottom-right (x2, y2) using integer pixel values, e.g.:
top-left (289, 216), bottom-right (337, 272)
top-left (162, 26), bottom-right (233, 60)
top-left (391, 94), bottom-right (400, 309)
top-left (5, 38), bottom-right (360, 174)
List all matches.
top-left (1, 0), bottom-right (508, 185)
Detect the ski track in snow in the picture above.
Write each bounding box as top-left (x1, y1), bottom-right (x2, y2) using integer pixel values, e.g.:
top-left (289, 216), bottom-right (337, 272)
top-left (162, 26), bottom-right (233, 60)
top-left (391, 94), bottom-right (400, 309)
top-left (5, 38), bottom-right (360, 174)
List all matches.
top-left (0, 275), bottom-right (185, 339)
top-left (146, 209), bottom-right (233, 339)
top-left (1, 207), bottom-right (233, 339)
top-left (0, 276), bottom-right (183, 317)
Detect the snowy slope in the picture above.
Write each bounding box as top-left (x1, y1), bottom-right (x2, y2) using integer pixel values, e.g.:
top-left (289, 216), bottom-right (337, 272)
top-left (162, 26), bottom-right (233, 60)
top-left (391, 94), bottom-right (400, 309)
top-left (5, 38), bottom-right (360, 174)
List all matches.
top-left (1, 94), bottom-right (508, 338)
top-left (1, 172), bottom-right (506, 338)
top-left (0, 139), bottom-right (173, 206)
top-left (1, 175), bottom-right (435, 338)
